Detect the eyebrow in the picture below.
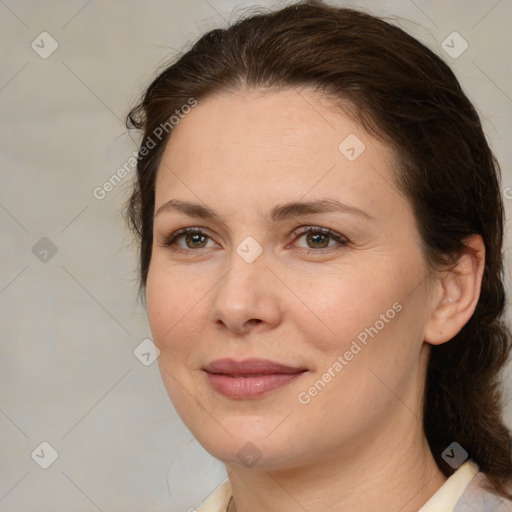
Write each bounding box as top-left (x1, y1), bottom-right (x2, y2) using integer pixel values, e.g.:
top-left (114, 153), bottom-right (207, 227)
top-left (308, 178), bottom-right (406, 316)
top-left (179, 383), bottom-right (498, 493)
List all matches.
top-left (155, 198), bottom-right (375, 223)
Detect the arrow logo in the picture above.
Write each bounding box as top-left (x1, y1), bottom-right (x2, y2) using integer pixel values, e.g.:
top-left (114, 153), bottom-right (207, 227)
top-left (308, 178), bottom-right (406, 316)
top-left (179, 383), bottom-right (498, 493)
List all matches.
top-left (134, 339), bottom-right (160, 366)
top-left (31, 31), bottom-right (59, 59)
top-left (444, 449), bottom-right (455, 458)
top-left (441, 32), bottom-right (468, 59)
top-left (441, 441), bottom-right (468, 469)
top-left (236, 237), bottom-right (262, 263)
top-left (32, 237), bottom-right (58, 262)
top-left (31, 441), bottom-right (59, 468)
top-left (236, 441), bottom-right (263, 467)
top-left (338, 134), bottom-right (365, 161)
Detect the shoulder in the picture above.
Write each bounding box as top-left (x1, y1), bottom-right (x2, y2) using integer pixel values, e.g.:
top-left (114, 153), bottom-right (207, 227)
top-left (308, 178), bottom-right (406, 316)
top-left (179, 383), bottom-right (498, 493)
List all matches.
top-left (454, 471), bottom-right (512, 512)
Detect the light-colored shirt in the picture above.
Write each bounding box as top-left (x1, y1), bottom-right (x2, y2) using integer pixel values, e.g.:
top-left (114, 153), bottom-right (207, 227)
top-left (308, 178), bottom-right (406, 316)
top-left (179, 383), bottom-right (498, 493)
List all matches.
top-left (197, 460), bottom-right (512, 511)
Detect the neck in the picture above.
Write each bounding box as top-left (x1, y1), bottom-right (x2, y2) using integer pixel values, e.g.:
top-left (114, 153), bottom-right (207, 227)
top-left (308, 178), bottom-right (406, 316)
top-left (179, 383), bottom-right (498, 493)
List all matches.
top-left (225, 407), bottom-right (446, 512)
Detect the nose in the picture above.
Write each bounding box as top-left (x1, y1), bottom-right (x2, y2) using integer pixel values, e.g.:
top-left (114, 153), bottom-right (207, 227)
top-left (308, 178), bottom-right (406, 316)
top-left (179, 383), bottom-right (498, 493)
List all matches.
top-left (210, 246), bottom-right (283, 335)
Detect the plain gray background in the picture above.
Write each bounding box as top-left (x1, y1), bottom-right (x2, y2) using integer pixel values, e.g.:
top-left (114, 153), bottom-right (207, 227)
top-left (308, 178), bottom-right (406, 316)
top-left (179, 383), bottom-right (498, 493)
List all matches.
top-left (1, 0), bottom-right (511, 510)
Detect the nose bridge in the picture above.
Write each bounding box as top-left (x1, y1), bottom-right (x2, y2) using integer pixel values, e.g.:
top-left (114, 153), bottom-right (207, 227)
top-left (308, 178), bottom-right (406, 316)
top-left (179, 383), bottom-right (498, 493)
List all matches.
top-left (211, 238), bottom-right (281, 332)
top-left (215, 238), bottom-right (268, 307)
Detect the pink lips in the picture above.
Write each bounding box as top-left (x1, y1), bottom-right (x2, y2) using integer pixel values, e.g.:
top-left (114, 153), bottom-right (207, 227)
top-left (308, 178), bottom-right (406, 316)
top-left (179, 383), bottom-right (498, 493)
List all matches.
top-left (203, 358), bottom-right (307, 399)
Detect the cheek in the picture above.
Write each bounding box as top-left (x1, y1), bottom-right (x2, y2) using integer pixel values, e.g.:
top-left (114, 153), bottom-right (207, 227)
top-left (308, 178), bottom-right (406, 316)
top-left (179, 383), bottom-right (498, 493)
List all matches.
top-left (145, 265), bottom-right (206, 409)
top-left (145, 261), bottom-right (205, 353)
top-left (295, 263), bottom-right (425, 398)
top-left (291, 267), bottom-right (401, 352)
top-left (295, 302), bottom-right (422, 439)
top-left (146, 268), bottom-right (172, 342)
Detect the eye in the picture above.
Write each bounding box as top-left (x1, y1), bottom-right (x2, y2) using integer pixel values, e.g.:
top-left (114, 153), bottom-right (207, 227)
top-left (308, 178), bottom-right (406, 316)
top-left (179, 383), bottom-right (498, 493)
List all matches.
top-left (161, 227), bottom-right (217, 252)
top-left (159, 226), bottom-right (349, 255)
top-left (292, 226), bottom-right (349, 253)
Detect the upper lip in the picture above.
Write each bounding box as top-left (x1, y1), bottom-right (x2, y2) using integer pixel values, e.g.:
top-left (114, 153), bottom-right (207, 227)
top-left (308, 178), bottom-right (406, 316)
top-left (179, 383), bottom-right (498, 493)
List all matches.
top-left (203, 358), bottom-right (306, 375)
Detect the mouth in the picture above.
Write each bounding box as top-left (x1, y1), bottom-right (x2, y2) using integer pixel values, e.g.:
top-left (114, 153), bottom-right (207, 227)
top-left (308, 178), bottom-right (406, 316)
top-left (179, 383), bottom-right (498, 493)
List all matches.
top-left (203, 358), bottom-right (307, 399)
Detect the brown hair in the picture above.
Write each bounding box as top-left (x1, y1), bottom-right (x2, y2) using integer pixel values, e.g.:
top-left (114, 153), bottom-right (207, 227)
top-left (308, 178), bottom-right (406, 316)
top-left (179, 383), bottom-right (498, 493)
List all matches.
top-left (124, 0), bottom-right (512, 499)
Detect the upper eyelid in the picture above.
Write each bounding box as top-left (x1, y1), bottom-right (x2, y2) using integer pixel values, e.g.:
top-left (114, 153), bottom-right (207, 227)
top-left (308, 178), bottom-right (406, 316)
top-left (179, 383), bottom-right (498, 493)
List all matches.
top-left (167, 225), bottom-right (339, 239)
top-left (163, 225), bottom-right (349, 248)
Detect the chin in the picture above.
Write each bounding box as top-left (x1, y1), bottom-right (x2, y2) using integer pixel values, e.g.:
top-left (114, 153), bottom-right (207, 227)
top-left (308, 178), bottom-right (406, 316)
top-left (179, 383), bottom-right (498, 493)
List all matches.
top-left (191, 427), bottom-right (306, 471)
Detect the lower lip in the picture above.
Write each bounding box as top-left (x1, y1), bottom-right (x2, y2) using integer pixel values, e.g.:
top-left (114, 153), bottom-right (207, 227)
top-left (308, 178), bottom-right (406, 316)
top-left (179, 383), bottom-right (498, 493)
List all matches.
top-left (205, 371), bottom-right (306, 399)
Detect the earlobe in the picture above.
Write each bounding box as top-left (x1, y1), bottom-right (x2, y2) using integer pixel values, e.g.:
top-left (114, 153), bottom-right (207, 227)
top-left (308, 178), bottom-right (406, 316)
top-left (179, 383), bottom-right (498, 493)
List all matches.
top-left (424, 234), bottom-right (485, 346)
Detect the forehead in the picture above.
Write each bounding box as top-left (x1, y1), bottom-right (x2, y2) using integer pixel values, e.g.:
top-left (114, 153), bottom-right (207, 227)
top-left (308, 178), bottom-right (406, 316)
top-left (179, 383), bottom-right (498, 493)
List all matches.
top-left (154, 87), bottom-right (401, 217)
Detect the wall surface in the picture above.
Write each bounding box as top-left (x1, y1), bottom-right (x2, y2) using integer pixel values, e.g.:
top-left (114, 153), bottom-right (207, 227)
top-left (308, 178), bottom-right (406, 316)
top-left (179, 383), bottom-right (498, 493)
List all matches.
top-left (1, 0), bottom-right (511, 510)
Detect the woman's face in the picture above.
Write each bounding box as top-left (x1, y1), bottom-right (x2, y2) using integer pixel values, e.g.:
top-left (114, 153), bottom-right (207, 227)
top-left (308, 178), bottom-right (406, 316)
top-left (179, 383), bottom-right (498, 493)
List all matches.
top-left (146, 88), bottom-right (437, 469)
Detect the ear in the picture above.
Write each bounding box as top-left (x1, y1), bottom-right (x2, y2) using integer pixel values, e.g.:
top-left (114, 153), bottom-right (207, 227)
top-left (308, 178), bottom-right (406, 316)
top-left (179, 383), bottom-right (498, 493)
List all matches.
top-left (424, 234), bottom-right (485, 345)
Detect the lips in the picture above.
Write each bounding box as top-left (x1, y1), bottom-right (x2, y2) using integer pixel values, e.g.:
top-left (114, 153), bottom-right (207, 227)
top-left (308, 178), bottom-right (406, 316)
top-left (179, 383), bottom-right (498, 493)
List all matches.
top-left (203, 358), bottom-right (307, 399)
top-left (203, 358), bottom-right (306, 376)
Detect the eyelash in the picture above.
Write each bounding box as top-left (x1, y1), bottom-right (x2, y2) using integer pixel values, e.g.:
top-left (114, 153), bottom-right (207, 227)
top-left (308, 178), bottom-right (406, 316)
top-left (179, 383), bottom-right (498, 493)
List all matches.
top-left (160, 226), bottom-right (350, 256)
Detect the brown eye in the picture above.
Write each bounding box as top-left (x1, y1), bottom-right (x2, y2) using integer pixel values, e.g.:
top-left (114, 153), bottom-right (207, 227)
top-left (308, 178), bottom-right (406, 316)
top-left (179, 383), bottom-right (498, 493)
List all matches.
top-left (183, 232), bottom-right (208, 249)
top-left (304, 231), bottom-right (330, 249)
top-left (294, 227), bottom-right (349, 252)
top-left (162, 228), bottom-right (216, 252)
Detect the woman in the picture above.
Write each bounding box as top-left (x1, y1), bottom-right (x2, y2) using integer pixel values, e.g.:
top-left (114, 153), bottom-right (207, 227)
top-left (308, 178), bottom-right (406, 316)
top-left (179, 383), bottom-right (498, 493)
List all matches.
top-left (124, 1), bottom-right (512, 510)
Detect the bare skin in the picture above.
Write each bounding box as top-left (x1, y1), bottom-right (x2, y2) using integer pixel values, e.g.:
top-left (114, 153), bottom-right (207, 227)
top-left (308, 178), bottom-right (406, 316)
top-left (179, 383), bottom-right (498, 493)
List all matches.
top-left (146, 87), bottom-right (485, 511)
